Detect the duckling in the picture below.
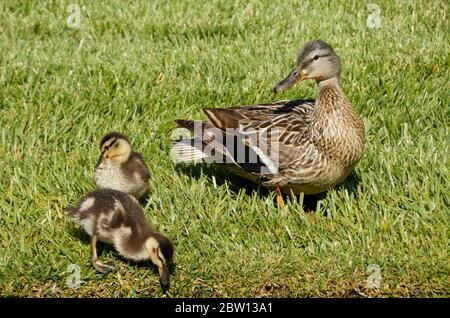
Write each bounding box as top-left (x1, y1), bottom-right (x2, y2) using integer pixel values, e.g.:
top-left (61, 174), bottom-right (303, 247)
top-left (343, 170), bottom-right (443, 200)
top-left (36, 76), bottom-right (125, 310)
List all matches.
top-left (94, 132), bottom-right (150, 199)
top-left (66, 188), bottom-right (174, 289)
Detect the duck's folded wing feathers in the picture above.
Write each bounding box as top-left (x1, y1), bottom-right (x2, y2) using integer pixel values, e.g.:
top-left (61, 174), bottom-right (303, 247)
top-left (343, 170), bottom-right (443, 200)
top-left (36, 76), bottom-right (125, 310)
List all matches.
top-left (173, 100), bottom-right (315, 177)
top-left (203, 99), bottom-right (315, 130)
top-left (173, 119), bottom-right (276, 176)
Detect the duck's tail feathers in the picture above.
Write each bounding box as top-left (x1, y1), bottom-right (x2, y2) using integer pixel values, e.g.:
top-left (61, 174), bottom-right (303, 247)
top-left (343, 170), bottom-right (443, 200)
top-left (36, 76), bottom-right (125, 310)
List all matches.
top-left (172, 119), bottom-right (235, 163)
top-left (172, 119), bottom-right (278, 175)
top-left (171, 138), bottom-right (212, 162)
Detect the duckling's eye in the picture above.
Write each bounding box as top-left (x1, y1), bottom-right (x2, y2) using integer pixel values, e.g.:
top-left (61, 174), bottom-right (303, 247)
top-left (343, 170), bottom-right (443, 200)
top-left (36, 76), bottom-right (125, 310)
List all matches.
top-left (312, 55), bottom-right (320, 61)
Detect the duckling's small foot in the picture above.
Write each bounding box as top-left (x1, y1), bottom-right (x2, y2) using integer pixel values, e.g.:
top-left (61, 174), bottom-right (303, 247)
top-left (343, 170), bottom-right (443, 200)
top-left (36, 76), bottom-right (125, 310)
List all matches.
top-left (90, 235), bottom-right (116, 273)
top-left (92, 259), bottom-right (116, 274)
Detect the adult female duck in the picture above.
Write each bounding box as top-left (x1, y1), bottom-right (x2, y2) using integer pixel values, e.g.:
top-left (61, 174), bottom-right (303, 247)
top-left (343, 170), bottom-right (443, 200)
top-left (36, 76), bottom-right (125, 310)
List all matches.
top-left (173, 40), bottom-right (365, 207)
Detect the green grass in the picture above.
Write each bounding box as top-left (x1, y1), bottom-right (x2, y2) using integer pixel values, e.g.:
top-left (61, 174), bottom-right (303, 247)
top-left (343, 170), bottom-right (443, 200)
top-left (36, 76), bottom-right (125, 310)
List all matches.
top-left (0, 0), bottom-right (449, 297)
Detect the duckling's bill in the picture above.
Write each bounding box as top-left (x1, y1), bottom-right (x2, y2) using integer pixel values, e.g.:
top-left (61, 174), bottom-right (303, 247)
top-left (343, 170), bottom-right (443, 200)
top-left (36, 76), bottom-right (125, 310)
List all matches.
top-left (159, 265), bottom-right (170, 288)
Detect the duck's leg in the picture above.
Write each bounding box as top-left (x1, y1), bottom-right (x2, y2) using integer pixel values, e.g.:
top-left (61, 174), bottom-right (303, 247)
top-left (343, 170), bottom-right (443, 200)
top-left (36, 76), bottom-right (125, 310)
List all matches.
top-left (275, 185), bottom-right (285, 209)
top-left (90, 235), bottom-right (116, 274)
top-left (289, 189), bottom-right (296, 203)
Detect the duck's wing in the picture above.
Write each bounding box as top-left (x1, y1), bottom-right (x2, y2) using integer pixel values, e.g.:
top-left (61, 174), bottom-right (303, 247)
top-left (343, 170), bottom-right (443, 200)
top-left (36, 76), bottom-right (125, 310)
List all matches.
top-left (173, 99), bottom-right (315, 178)
top-left (207, 99), bottom-right (315, 149)
top-left (208, 99), bottom-right (316, 171)
top-left (172, 119), bottom-right (276, 177)
top-left (127, 152), bottom-right (151, 183)
top-left (203, 99), bottom-right (314, 133)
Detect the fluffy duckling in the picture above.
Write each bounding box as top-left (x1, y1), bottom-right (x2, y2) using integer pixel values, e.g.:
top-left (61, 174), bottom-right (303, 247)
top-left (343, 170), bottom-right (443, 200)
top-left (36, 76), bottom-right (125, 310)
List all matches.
top-left (67, 188), bottom-right (174, 289)
top-left (94, 132), bottom-right (150, 199)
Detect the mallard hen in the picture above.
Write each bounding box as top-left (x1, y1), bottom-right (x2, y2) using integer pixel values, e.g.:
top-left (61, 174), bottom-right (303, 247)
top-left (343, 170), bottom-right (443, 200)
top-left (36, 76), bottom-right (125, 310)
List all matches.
top-left (172, 40), bottom-right (365, 206)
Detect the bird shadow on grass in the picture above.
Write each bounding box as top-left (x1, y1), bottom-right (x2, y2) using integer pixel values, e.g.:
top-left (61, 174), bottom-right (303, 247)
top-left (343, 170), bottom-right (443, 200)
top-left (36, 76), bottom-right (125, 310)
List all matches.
top-left (103, 253), bottom-right (176, 293)
top-left (68, 226), bottom-right (91, 245)
top-left (137, 191), bottom-right (151, 208)
top-left (68, 226), bottom-right (118, 256)
top-left (175, 162), bottom-right (270, 196)
top-left (175, 162), bottom-right (361, 213)
top-left (120, 257), bottom-right (177, 289)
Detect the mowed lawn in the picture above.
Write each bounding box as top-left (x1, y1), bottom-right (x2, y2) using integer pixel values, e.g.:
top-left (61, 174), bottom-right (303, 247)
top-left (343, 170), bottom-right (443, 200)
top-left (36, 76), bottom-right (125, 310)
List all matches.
top-left (0, 0), bottom-right (448, 297)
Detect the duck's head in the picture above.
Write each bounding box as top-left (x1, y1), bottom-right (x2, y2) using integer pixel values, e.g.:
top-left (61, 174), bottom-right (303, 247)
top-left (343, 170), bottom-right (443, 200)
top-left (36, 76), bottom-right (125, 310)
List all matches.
top-left (274, 39), bottom-right (341, 92)
top-left (100, 132), bottom-right (132, 164)
top-left (145, 233), bottom-right (174, 290)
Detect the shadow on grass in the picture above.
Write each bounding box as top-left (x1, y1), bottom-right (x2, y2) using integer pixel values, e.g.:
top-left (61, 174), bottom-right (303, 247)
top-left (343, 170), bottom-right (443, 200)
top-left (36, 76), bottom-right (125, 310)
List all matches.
top-left (175, 162), bottom-right (361, 213)
top-left (68, 226), bottom-right (118, 256)
top-left (68, 226), bottom-right (91, 244)
top-left (176, 162), bottom-right (270, 196)
top-left (120, 257), bottom-right (177, 291)
top-left (137, 190), bottom-right (151, 208)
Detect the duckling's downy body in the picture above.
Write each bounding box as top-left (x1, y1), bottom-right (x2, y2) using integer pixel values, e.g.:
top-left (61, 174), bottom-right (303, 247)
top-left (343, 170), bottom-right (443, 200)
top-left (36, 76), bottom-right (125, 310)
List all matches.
top-left (94, 132), bottom-right (150, 198)
top-left (172, 40), bottom-right (365, 206)
top-left (67, 188), bottom-right (174, 288)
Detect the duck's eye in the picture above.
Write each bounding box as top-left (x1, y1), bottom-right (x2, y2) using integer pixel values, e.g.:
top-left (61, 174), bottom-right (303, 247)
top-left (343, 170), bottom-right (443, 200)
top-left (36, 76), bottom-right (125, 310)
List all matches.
top-left (313, 55), bottom-right (320, 61)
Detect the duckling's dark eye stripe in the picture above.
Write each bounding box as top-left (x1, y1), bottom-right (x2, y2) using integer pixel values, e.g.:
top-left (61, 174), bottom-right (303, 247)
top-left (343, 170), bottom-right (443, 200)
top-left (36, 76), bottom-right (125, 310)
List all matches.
top-left (104, 138), bottom-right (117, 150)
